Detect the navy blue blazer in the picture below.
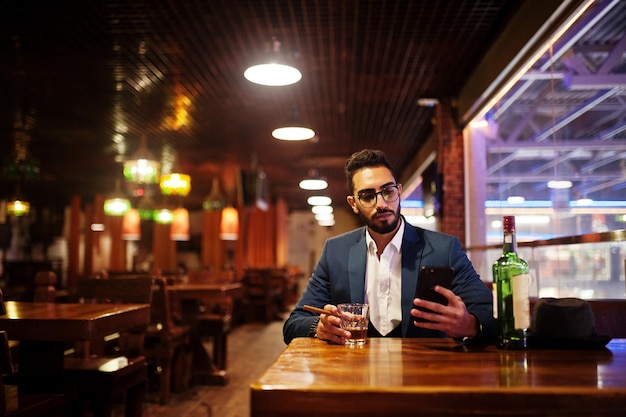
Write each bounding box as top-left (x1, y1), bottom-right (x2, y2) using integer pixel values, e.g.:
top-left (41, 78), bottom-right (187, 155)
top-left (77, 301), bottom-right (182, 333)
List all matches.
top-left (283, 219), bottom-right (494, 344)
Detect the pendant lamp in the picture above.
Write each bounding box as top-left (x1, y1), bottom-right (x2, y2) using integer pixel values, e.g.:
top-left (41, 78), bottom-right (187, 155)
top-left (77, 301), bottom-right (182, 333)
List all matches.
top-left (272, 107), bottom-right (316, 141)
top-left (219, 207), bottom-right (239, 241)
top-left (121, 208), bottom-right (141, 240)
top-left (244, 37), bottom-right (302, 86)
top-left (123, 135), bottom-right (160, 184)
top-left (103, 180), bottom-right (131, 216)
top-left (6, 199), bottom-right (30, 217)
top-left (170, 208), bottom-right (190, 241)
top-left (299, 169), bottom-right (328, 190)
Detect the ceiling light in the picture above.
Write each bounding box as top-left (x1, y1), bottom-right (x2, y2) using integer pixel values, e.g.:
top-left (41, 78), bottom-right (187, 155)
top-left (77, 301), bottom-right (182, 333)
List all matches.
top-left (160, 173), bottom-right (191, 196)
top-left (317, 218), bottom-right (335, 227)
top-left (244, 37), bottom-right (301, 86)
top-left (123, 135), bottom-right (160, 184)
top-left (103, 179), bottom-right (131, 216)
top-left (299, 169), bottom-right (328, 190)
top-left (547, 180), bottom-right (573, 189)
top-left (272, 126), bottom-right (315, 141)
top-left (6, 199), bottom-right (30, 217)
top-left (272, 106), bottom-right (316, 140)
top-left (314, 213), bottom-right (334, 221)
top-left (307, 196), bottom-right (332, 206)
top-left (153, 208), bottom-right (173, 224)
top-left (311, 205), bottom-right (333, 214)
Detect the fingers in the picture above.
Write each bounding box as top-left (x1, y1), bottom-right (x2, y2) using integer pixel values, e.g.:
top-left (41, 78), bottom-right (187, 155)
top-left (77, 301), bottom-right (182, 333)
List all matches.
top-left (317, 305), bottom-right (350, 344)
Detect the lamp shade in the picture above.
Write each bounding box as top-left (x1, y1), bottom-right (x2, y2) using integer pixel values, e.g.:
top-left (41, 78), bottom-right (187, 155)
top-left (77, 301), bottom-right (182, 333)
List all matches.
top-left (121, 209), bottom-right (141, 240)
top-left (6, 199), bottom-right (30, 217)
top-left (272, 107), bottom-right (315, 141)
top-left (272, 126), bottom-right (315, 141)
top-left (160, 173), bottom-right (191, 196)
top-left (170, 208), bottom-right (190, 241)
top-left (123, 135), bottom-right (160, 184)
top-left (219, 207), bottom-right (239, 241)
top-left (299, 169), bottom-right (327, 190)
top-left (103, 197), bottom-right (131, 216)
top-left (244, 38), bottom-right (301, 86)
top-left (153, 208), bottom-right (173, 224)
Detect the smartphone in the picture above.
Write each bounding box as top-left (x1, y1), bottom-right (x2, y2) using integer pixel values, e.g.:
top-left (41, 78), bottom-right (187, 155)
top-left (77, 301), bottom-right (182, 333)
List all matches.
top-left (415, 266), bottom-right (454, 321)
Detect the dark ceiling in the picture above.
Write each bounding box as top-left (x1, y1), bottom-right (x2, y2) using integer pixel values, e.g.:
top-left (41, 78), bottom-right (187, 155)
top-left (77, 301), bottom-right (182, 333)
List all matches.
top-left (0, 1), bottom-right (557, 213)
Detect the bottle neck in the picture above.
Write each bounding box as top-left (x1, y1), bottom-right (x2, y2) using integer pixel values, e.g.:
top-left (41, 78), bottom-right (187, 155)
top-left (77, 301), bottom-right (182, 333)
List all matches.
top-left (502, 230), bottom-right (518, 255)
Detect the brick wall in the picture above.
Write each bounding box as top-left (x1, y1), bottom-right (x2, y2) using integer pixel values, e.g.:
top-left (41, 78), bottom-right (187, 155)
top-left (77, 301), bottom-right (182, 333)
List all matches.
top-left (437, 104), bottom-right (466, 244)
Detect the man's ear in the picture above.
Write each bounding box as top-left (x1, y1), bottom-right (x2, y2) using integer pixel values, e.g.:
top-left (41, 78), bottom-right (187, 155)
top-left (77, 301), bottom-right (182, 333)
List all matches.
top-left (346, 195), bottom-right (359, 213)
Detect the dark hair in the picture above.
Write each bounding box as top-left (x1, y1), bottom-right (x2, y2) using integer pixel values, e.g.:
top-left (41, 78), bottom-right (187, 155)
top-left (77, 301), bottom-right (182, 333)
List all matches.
top-left (344, 149), bottom-right (397, 195)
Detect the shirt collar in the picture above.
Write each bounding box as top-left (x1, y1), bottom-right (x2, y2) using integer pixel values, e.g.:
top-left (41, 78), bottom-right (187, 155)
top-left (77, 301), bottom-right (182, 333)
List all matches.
top-left (365, 216), bottom-right (404, 253)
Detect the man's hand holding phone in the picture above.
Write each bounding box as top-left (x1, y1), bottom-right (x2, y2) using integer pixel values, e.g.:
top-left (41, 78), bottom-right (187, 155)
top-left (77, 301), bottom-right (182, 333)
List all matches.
top-left (411, 266), bottom-right (479, 338)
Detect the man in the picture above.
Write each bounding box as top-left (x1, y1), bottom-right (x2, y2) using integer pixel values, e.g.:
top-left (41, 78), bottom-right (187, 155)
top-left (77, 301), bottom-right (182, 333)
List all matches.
top-left (283, 149), bottom-right (493, 344)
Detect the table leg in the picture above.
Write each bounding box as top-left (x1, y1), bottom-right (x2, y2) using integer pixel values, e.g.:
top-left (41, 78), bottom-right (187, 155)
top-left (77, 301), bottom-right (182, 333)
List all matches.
top-left (188, 332), bottom-right (227, 386)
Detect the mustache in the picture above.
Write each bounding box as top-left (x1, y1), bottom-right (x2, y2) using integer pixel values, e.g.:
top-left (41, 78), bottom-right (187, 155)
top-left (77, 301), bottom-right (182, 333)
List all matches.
top-left (374, 209), bottom-right (394, 217)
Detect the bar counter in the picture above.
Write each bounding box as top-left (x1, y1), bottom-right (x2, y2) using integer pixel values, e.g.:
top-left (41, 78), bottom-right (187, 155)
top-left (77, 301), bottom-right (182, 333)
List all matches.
top-left (251, 337), bottom-right (626, 416)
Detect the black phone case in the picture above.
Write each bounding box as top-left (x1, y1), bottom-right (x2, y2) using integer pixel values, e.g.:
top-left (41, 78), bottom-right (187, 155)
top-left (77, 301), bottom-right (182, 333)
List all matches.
top-left (415, 266), bottom-right (454, 322)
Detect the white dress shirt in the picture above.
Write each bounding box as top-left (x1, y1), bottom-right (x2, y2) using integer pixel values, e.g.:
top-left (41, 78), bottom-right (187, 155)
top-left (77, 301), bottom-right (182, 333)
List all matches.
top-left (364, 219), bottom-right (404, 336)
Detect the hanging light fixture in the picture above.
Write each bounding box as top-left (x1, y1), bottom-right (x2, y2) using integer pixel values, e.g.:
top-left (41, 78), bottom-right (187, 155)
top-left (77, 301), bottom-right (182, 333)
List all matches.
top-left (121, 208), bottom-right (141, 240)
top-left (299, 169), bottom-right (328, 190)
top-left (136, 194), bottom-right (156, 220)
top-left (6, 198), bottom-right (30, 217)
top-left (103, 179), bottom-right (131, 216)
top-left (203, 177), bottom-right (226, 212)
top-left (244, 37), bottom-right (302, 86)
top-left (170, 207), bottom-right (190, 241)
top-left (219, 207), bottom-right (239, 241)
top-left (160, 173), bottom-right (191, 196)
top-left (307, 195), bottom-right (332, 206)
top-left (272, 107), bottom-right (316, 141)
top-left (123, 135), bottom-right (160, 184)
top-left (159, 145), bottom-right (191, 196)
top-left (153, 208), bottom-right (173, 224)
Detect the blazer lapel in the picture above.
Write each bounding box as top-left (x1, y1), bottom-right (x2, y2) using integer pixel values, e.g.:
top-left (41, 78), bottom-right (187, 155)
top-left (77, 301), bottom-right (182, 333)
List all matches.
top-left (348, 228), bottom-right (367, 303)
top-left (400, 222), bottom-right (424, 336)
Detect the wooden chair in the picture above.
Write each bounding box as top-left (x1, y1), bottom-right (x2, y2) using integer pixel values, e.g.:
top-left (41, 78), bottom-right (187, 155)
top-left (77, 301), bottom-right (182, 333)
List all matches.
top-left (243, 268), bottom-right (284, 323)
top-left (0, 331), bottom-right (68, 417)
top-left (63, 276), bottom-right (153, 417)
top-left (143, 277), bottom-right (191, 405)
top-left (32, 271), bottom-right (57, 303)
top-left (174, 269), bottom-right (237, 376)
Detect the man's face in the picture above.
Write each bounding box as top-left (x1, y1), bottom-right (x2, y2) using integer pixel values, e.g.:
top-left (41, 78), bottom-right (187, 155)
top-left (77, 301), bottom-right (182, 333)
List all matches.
top-left (347, 166), bottom-right (402, 235)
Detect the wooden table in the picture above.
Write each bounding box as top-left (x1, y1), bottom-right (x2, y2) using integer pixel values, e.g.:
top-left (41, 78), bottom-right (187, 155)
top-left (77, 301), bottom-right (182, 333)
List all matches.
top-left (168, 282), bottom-right (243, 385)
top-left (0, 301), bottom-right (150, 392)
top-left (251, 338), bottom-right (626, 417)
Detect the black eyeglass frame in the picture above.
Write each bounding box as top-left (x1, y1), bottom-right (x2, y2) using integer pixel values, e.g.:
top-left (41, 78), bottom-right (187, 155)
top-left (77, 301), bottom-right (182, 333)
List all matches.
top-left (354, 184), bottom-right (401, 208)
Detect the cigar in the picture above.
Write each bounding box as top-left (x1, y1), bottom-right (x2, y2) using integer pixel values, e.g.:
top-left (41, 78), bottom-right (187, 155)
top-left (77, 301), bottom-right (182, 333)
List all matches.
top-left (303, 305), bottom-right (341, 317)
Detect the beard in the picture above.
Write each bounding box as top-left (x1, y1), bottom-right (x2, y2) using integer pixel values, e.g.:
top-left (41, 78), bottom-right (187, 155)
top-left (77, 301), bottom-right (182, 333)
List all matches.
top-left (358, 204), bottom-right (401, 235)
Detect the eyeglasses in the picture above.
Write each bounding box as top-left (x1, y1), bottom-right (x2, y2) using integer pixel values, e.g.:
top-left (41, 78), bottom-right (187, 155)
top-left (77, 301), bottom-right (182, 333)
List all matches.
top-left (355, 184), bottom-right (400, 208)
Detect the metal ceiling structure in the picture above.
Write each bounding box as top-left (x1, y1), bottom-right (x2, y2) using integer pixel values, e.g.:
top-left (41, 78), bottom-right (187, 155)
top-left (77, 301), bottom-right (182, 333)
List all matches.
top-left (0, 0), bottom-right (624, 214)
top-left (485, 0), bottom-right (626, 203)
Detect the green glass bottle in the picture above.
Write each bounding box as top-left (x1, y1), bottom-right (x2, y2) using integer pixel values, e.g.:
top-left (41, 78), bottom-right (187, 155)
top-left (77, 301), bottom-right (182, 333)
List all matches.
top-left (493, 215), bottom-right (530, 349)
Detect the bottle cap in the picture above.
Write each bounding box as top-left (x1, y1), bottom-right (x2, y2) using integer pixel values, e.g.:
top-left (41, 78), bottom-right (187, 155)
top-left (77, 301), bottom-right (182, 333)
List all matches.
top-left (503, 215), bottom-right (516, 232)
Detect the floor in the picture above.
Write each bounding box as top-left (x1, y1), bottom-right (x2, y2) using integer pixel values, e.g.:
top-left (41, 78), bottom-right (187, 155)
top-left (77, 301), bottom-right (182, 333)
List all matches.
top-left (139, 317), bottom-right (288, 417)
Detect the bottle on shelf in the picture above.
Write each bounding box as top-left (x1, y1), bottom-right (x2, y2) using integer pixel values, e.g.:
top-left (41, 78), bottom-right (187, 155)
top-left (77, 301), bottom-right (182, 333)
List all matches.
top-left (493, 215), bottom-right (530, 349)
